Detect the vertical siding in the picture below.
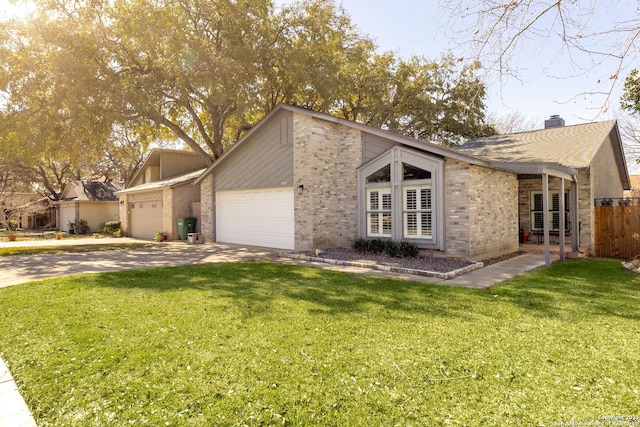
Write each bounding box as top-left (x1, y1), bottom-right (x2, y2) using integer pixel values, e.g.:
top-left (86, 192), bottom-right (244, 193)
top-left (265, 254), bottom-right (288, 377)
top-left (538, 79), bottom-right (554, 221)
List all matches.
top-left (363, 134), bottom-right (395, 162)
top-left (214, 112), bottom-right (294, 190)
top-left (160, 152), bottom-right (209, 180)
top-left (592, 135), bottom-right (625, 199)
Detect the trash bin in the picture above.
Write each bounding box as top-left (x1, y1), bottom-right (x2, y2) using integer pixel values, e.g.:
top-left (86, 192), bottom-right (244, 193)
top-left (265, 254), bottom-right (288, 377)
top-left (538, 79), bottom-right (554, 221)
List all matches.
top-left (176, 217), bottom-right (197, 240)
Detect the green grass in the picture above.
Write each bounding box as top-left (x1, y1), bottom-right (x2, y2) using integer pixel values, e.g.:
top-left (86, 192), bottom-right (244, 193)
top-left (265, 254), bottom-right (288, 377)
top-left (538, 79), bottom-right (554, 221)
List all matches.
top-left (0, 242), bottom-right (157, 256)
top-left (0, 259), bottom-right (639, 426)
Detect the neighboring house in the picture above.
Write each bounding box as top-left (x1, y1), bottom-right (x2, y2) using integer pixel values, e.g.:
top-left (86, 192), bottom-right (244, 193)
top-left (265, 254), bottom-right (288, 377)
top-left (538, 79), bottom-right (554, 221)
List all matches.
top-left (116, 149), bottom-right (208, 240)
top-left (2, 192), bottom-right (55, 230)
top-left (194, 105), bottom-right (629, 261)
top-left (18, 197), bottom-right (56, 230)
top-left (56, 180), bottom-right (124, 233)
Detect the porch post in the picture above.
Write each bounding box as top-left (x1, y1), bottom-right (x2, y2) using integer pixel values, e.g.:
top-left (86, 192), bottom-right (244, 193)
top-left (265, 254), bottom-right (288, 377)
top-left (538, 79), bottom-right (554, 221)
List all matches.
top-left (571, 178), bottom-right (579, 252)
top-left (542, 173), bottom-right (550, 266)
top-left (558, 177), bottom-right (565, 262)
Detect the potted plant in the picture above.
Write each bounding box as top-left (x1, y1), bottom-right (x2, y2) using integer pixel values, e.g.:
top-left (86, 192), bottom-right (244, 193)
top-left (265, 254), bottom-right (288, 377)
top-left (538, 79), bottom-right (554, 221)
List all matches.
top-left (155, 231), bottom-right (167, 242)
top-left (55, 231), bottom-right (63, 240)
top-left (3, 219), bottom-right (18, 241)
top-left (113, 229), bottom-right (122, 238)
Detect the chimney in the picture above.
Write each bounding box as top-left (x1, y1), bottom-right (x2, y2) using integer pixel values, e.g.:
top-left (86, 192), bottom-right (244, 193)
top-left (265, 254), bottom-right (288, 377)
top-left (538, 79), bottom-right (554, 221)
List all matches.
top-left (544, 114), bottom-right (565, 129)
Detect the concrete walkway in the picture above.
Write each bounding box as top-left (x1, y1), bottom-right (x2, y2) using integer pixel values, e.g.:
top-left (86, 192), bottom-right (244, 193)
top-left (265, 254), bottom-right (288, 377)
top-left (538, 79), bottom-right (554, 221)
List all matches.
top-left (0, 237), bottom-right (556, 426)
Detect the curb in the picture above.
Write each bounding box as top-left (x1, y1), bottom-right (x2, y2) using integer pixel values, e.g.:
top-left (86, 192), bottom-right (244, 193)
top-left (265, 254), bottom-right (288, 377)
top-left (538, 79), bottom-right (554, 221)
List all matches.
top-left (280, 253), bottom-right (484, 280)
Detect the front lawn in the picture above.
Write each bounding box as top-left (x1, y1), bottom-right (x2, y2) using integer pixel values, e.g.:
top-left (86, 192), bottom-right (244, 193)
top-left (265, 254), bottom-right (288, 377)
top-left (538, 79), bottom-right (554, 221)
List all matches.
top-left (0, 259), bottom-right (638, 426)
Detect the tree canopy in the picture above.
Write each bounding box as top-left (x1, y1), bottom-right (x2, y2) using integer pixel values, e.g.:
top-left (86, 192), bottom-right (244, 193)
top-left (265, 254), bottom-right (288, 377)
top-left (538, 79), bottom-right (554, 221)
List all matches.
top-left (1, 0), bottom-right (496, 200)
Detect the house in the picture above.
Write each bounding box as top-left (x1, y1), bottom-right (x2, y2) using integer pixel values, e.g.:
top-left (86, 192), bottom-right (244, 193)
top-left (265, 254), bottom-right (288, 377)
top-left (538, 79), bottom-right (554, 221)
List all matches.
top-left (56, 180), bottom-right (124, 233)
top-left (194, 105), bottom-right (629, 262)
top-left (455, 115), bottom-right (630, 258)
top-left (1, 192), bottom-right (55, 230)
top-left (18, 196), bottom-right (56, 230)
top-left (116, 149), bottom-right (208, 240)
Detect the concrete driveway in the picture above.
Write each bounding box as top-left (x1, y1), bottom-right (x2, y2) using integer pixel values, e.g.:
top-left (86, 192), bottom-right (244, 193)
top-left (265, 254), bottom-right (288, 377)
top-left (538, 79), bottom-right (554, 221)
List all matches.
top-left (0, 240), bottom-right (282, 288)
top-left (0, 237), bottom-right (554, 289)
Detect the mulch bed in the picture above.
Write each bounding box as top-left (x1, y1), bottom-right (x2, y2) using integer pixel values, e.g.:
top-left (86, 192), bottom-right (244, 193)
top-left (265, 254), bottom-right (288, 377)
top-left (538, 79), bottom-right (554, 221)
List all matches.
top-left (301, 248), bottom-right (525, 273)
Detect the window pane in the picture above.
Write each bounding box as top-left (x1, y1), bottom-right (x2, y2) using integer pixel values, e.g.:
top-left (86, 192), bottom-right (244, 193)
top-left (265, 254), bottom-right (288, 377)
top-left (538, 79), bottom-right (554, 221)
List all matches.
top-left (421, 188), bottom-right (431, 210)
top-left (370, 213), bottom-right (379, 234)
top-left (406, 213), bottom-right (417, 235)
top-left (369, 191), bottom-right (379, 210)
top-left (533, 193), bottom-right (544, 211)
top-left (366, 164), bottom-right (391, 183)
top-left (552, 194), bottom-right (560, 211)
top-left (552, 212), bottom-right (560, 230)
top-left (382, 193), bottom-right (392, 210)
top-left (421, 212), bottom-right (432, 235)
top-left (403, 163), bottom-right (431, 180)
top-left (533, 212), bottom-right (544, 229)
top-left (406, 189), bottom-right (417, 210)
top-left (382, 214), bottom-right (392, 234)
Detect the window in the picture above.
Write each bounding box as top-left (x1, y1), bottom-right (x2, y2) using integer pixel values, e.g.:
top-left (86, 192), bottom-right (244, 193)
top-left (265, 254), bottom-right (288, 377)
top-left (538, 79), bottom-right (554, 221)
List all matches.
top-left (403, 185), bottom-right (432, 238)
top-left (366, 164), bottom-right (391, 183)
top-left (360, 146), bottom-right (442, 248)
top-left (367, 188), bottom-right (392, 236)
top-left (403, 163), bottom-right (431, 180)
top-left (531, 191), bottom-right (569, 231)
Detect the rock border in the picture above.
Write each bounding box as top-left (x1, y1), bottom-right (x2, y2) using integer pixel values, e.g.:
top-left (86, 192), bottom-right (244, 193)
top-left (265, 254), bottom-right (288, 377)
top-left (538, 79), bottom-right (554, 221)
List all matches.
top-left (622, 259), bottom-right (640, 274)
top-left (280, 252), bottom-right (484, 280)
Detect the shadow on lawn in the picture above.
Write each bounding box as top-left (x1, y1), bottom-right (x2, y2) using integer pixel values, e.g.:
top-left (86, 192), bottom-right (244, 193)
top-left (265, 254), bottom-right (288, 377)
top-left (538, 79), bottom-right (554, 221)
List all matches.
top-left (493, 259), bottom-right (640, 321)
top-left (89, 261), bottom-right (480, 320)
top-left (88, 258), bottom-right (640, 322)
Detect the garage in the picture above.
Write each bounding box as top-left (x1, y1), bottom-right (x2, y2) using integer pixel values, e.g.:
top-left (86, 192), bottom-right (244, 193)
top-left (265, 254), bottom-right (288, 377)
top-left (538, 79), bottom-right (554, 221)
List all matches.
top-left (58, 203), bottom-right (76, 232)
top-left (216, 188), bottom-right (294, 250)
top-left (129, 199), bottom-right (163, 239)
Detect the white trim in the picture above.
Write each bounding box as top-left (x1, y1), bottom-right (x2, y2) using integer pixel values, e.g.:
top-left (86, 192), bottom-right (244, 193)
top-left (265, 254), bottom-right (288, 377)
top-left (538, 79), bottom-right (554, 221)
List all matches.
top-left (403, 184), bottom-right (433, 239)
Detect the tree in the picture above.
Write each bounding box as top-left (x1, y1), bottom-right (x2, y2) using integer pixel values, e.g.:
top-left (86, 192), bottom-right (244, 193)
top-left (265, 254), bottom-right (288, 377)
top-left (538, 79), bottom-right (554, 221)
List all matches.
top-left (486, 111), bottom-right (540, 134)
top-left (1, 0), bottom-right (497, 184)
top-left (444, 0), bottom-right (640, 114)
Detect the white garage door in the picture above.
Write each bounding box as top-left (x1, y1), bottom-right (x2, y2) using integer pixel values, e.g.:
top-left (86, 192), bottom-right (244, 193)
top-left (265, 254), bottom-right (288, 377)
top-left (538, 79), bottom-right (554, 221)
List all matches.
top-left (130, 200), bottom-right (163, 239)
top-left (216, 188), bottom-right (294, 250)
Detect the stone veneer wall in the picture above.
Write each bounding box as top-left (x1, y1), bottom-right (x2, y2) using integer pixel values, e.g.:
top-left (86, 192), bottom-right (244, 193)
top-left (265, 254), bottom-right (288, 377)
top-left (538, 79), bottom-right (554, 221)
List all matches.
top-left (199, 174), bottom-right (215, 243)
top-left (292, 113), bottom-right (362, 251)
top-left (467, 165), bottom-right (519, 260)
top-left (444, 159), bottom-right (471, 258)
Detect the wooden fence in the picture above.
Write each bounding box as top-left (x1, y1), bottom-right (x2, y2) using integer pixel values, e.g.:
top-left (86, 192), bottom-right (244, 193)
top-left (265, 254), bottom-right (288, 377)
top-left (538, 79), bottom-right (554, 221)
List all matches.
top-left (594, 205), bottom-right (640, 259)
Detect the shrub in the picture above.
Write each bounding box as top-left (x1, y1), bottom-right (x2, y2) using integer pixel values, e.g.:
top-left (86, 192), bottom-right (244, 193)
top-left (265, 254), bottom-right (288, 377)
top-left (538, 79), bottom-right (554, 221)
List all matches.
top-left (396, 240), bottom-right (420, 257)
top-left (352, 237), bottom-right (369, 254)
top-left (351, 238), bottom-right (420, 258)
top-left (102, 221), bottom-right (121, 235)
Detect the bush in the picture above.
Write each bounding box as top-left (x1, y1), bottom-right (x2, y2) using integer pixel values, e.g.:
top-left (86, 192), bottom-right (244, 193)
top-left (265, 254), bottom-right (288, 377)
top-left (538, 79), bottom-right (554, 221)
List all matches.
top-left (351, 238), bottom-right (420, 258)
top-left (102, 221), bottom-right (121, 235)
